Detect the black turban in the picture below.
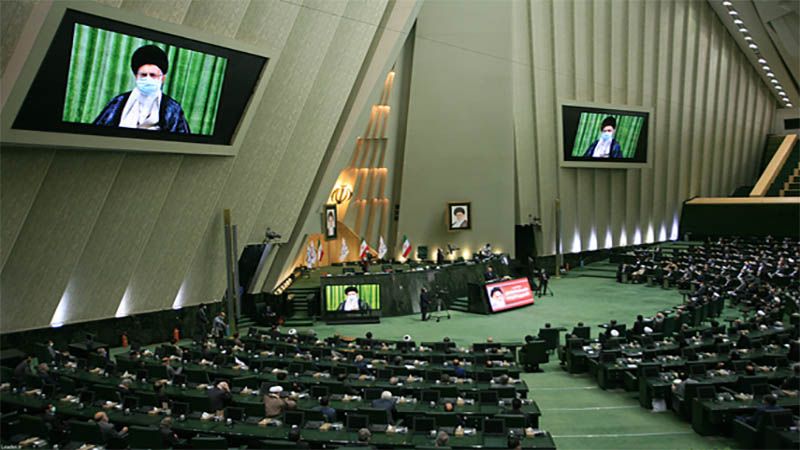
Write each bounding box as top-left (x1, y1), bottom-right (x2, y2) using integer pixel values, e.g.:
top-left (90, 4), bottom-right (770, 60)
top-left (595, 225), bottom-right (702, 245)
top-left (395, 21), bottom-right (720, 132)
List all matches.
top-left (130, 45), bottom-right (169, 75)
top-left (601, 116), bottom-right (616, 129)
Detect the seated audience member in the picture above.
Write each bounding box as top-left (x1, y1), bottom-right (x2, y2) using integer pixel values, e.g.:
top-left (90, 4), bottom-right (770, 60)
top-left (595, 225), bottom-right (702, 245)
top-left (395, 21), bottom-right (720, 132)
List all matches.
top-left (14, 356), bottom-right (33, 384)
top-left (159, 417), bottom-right (186, 448)
top-left (94, 411), bottom-right (128, 443)
top-left (264, 385), bottom-right (296, 418)
top-left (370, 391), bottom-right (397, 424)
top-left (742, 394), bottom-right (784, 426)
top-left (436, 430), bottom-right (450, 447)
top-left (315, 396), bottom-right (336, 422)
top-left (36, 363), bottom-right (56, 386)
top-left (780, 364), bottom-right (800, 391)
top-left (452, 359), bottom-right (467, 378)
top-left (357, 428), bottom-right (374, 448)
top-left (288, 425), bottom-right (310, 449)
top-left (208, 381), bottom-right (232, 416)
top-left (508, 397), bottom-right (523, 414)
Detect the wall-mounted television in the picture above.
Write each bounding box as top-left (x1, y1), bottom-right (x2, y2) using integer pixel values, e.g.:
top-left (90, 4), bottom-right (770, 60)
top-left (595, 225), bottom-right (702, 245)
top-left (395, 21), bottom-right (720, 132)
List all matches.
top-left (1, 2), bottom-right (272, 156)
top-left (324, 284), bottom-right (381, 314)
top-left (559, 102), bottom-right (653, 168)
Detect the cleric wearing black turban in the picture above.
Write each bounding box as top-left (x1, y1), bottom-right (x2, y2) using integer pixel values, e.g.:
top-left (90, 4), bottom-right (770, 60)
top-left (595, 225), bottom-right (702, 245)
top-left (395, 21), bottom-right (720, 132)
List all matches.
top-left (93, 45), bottom-right (190, 133)
top-left (582, 116), bottom-right (622, 159)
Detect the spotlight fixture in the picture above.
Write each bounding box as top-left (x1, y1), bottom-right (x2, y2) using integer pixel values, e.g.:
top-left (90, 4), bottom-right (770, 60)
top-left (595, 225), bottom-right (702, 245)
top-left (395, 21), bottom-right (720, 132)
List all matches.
top-left (728, 10), bottom-right (738, 16)
top-left (738, 27), bottom-right (748, 33)
top-left (788, 104), bottom-right (794, 108)
top-left (722, 1), bottom-right (732, 6)
top-left (766, 72), bottom-right (775, 78)
top-left (733, 19), bottom-right (743, 25)
top-left (748, 43), bottom-right (758, 49)
top-left (762, 65), bottom-right (770, 71)
top-left (757, 58), bottom-right (767, 64)
top-left (770, 79), bottom-right (779, 84)
top-left (744, 36), bottom-right (753, 41)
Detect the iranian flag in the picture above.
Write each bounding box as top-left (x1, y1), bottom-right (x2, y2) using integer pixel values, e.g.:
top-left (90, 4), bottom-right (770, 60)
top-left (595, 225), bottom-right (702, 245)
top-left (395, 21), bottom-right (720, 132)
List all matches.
top-left (359, 238), bottom-right (370, 259)
top-left (401, 235), bottom-right (412, 258)
top-left (340, 238), bottom-right (349, 261)
top-left (316, 239), bottom-right (324, 264)
top-left (305, 242), bottom-right (316, 268)
top-left (377, 236), bottom-right (388, 260)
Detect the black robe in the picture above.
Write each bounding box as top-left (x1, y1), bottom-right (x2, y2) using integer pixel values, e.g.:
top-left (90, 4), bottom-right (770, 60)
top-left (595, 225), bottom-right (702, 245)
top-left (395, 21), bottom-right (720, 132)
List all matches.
top-left (93, 91), bottom-right (190, 134)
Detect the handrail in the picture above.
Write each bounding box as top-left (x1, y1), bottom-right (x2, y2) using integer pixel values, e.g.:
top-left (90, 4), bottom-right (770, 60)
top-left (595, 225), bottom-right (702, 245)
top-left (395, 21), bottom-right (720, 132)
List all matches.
top-left (687, 197), bottom-right (800, 205)
top-left (750, 134), bottom-right (798, 196)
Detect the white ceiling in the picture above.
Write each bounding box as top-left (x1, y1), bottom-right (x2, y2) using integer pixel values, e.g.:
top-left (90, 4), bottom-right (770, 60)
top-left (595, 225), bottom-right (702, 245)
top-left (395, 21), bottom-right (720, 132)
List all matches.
top-left (709, 0), bottom-right (798, 108)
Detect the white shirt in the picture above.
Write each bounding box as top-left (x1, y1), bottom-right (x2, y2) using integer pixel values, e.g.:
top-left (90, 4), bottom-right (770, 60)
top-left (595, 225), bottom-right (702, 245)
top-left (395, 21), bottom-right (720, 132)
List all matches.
top-left (119, 88), bottom-right (162, 130)
top-left (343, 297), bottom-right (361, 311)
top-left (592, 138), bottom-right (612, 158)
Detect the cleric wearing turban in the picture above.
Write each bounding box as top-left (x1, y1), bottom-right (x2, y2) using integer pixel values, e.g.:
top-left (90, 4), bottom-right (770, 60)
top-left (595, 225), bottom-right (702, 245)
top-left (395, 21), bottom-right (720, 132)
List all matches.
top-left (93, 45), bottom-right (190, 133)
top-left (582, 116), bottom-right (622, 159)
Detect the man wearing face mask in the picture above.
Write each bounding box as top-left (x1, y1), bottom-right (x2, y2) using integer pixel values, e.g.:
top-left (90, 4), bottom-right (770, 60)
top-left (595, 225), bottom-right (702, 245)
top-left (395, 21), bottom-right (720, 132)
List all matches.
top-left (337, 286), bottom-right (371, 312)
top-left (582, 116), bottom-right (622, 159)
top-left (93, 45), bottom-right (190, 133)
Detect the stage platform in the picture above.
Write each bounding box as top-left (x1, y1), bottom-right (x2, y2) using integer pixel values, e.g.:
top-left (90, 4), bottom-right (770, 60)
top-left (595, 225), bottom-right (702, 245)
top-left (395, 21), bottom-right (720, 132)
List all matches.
top-left (285, 258), bottom-right (512, 319)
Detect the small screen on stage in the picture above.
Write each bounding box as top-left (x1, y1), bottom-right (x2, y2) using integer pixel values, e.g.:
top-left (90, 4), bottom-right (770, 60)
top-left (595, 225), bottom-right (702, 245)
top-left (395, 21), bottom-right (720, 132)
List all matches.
top-left (485, 278), bottom-right (534, 313)
top-left (325, 284), bottom-right (381, 313)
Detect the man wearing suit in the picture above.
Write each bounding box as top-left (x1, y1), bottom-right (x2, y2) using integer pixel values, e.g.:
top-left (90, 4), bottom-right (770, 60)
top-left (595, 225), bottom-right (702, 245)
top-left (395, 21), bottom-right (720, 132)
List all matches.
top-left (159, 417), bottom-right (186, 448)
top-left (314, 396), bottom-right (337, 423)
top-left (419, 287), bottom-right (431, 321)
top-left (94, 411), bottom-right (128, 443)
top-left (743, 394), bottom-right (784, 426)
top-left (484, 266), bottom-right (497, 282)
top-left (632, 315), bottom-right (646, 335)
top-left (370, 391), bottom-right (398, 424)
top-left (582, 116), bottom-right (623, 159)
top-left (195, 304), bottom-right (209, 342)
top-left (208, 381), bottom-right (232, 416)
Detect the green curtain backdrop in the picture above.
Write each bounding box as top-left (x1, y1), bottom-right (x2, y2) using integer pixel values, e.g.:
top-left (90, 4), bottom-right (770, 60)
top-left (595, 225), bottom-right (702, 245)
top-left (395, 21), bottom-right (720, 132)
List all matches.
top-left (325, 284), bottom-right (381, 311)
top-left (62, 24), bottom-right (227, 135)
top-left (570, 112), bottom-right (644, 158)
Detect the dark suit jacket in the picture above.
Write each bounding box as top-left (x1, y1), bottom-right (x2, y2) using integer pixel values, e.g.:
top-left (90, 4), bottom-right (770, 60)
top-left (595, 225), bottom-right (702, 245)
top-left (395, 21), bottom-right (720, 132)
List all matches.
top-left (208, 387), bottom-right (232, 411)
top-left (160, 426), bottom-right (180, 447)
top-left (370, 398), bottom-right (397, 423)
top-left (93, 92), bottom-right (190, 133)
top-left (98, 421), bottom-right (124, 442)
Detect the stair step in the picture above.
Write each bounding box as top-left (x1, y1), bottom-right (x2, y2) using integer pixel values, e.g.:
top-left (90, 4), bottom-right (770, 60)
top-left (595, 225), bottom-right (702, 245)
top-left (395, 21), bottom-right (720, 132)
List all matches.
top-left (283, 319), bottom-right (314, 327)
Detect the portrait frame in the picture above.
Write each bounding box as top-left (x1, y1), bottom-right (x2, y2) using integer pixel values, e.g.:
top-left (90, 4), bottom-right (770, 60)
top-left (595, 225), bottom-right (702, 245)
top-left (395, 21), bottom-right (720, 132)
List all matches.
top-left (448, 202), bottom-right (471, 231)
top-left (324, 204), bottom-right (338, 239)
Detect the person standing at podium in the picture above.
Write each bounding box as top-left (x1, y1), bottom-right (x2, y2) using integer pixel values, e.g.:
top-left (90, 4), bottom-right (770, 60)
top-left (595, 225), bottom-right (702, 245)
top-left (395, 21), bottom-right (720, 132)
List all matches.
top-left (484, 266), bottom-right (497, 282)
top-left (420, 287), bottom-right (431, 321)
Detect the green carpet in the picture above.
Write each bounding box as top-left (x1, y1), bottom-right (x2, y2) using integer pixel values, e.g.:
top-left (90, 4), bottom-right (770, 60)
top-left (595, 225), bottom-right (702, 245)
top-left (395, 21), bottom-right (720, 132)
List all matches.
top-left (286, 274), bottom-right (736, 449)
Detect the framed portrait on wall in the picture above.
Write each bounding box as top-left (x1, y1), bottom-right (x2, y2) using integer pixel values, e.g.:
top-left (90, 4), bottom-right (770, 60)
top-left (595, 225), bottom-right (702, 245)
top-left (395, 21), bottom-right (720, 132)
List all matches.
top-left (324, 204), bottom-right (337, 239)
top-left (448, 202), bottom-right (471, 231)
